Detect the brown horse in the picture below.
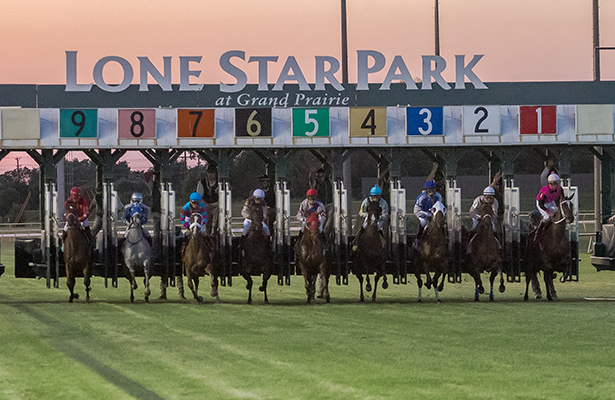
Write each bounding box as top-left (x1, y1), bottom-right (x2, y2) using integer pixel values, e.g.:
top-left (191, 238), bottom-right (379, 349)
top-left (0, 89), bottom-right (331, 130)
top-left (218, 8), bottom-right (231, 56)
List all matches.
top-left (524, 194), bottom-right (575, 301)
top-left (352, 200), bottom-right (388, 302)
top-left (182, 212), bottom-right (219, 303)
top-left (467, 208), bottom-right (504, 302)
top-left (415, 201), bottom-right (448, 302)
top-left (295, 212), bottom-right (329, 303)
top-left (239, 200), bottom-right (273, 304)
top-left (63, 213), bottom-right (92, 303)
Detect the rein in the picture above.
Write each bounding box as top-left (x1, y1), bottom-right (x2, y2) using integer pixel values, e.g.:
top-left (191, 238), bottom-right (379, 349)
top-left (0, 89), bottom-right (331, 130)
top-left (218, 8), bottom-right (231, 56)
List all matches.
top-left (126, 214), bottom-right (145, 245)
top-left (553, 200), bottom-right (572, 225)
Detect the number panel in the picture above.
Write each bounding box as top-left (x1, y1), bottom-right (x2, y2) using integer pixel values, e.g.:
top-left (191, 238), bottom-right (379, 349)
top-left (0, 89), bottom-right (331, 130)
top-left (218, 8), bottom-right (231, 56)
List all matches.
top-left (118, 109), bottom-right (156, 139)
top-left (60, 109), bottom-right (98, 138)
top-left (349, 107), bottom-right (387, 137)
top-left (407, 107), bottom-right (443, 136)
top-left (178, 109), bottom-right (215, 138)
top-left (462, 106), bottom-right (501, 136)
top-left (520, 106), bottom-right (556, 134)
top-left (292, 108), bottom-right (329, 137)
top-left (235, 108), bottom-right (272, 137)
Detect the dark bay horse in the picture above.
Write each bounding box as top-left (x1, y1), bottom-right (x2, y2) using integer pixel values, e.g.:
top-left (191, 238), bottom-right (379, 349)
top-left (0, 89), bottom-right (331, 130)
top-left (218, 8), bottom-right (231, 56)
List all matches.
top-left (415, 201), bottom-right (448, 302)
top-left (239, 201), bottom-right (273, 304)
top-left (524, 194), bottom-right (575, 301)
top-left (183, 212), bottom-right (219, 303)
top-left (352, 200), bottom-right (388, 302)
top-left (295, 212), bottom-right (329, 303)
top-left (467, 208), bottom-right (504, 302)
top-left (122, 208), bottom-right (152, 303)
top-left (63, 213), bottom-right (92, 303)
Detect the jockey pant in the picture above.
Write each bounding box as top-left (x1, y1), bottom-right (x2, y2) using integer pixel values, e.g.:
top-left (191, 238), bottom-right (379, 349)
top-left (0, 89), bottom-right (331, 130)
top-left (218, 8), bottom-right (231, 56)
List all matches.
top-left (243, 219), bottom-right (270, 236)
top-left (63, 219), bottom-right (88, 232)
top-left (472, 218), bottom-right (496, 231)
top-left (418, 217), bottom-right (429, 228)
top-left (300, 221), bottom-right (324, 233)
top-left (362, 218), bottom-right (383, 230)
top-left (536, 200), bottom-right (557, 220)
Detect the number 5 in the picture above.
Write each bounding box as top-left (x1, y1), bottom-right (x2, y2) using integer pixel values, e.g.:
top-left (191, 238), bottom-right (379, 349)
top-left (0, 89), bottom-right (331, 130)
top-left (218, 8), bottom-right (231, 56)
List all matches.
top-left (304, 110), bottom-right (319, 136)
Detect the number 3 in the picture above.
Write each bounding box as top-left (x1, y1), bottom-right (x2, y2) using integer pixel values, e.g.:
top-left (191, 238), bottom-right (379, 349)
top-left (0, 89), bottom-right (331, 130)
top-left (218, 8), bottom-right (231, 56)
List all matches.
top-left (418, 108), bottom-right (432, 135)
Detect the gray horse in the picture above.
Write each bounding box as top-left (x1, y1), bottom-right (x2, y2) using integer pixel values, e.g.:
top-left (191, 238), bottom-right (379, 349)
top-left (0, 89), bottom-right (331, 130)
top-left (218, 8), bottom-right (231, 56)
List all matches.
top-left (122, 209), bottom-right (152, 303)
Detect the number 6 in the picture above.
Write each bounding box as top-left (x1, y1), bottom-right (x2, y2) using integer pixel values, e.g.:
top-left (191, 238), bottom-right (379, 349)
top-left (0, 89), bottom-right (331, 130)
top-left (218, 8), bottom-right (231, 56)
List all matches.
top-left (247, 110), bottom-right (261, 136)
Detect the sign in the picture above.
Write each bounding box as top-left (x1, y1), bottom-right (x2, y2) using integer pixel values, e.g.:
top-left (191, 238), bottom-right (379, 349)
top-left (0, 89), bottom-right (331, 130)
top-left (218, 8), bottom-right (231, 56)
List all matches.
top-left (235, 108), bottom-right (272, 137)
top-left (60, 109), bottom-right (98, 138)
top-left (292, 108), bottom-right (329, 137)
top-left (349, 107), bottom-right (387, 137)
top-left (1, 109), bottom-right (40, 140)
top-left (118, 109), bottom-right (156, 139)
top-left (178, 109), bottom-right (215, 138)
top-left (407, 107), bottom-right (443, 136)
top-left (577, 105), bottom-right (614, 135)
top-left (520, 106), bottom-right (556, 134)
top-left (463, 106), bottom-right (500, 136)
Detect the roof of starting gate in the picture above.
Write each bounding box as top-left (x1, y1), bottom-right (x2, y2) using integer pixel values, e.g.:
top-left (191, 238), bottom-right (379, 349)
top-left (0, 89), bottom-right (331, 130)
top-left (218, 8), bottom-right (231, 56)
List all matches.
top-left (2, 81), bottom-right (615, 150)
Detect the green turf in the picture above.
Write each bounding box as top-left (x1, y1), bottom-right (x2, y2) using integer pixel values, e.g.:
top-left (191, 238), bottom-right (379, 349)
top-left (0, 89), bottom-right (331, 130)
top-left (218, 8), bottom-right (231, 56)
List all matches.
top-left (1, 239), bottom-right (615, 400)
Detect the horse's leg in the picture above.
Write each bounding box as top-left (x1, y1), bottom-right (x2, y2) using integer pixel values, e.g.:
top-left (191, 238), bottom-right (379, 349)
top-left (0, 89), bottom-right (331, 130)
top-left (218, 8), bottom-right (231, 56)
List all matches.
top-left (432, 270), bottom-right (442, 302)
top-left (84, 265), bottom-right (91, 303)
top-left (372, 273), bottom-right (380, 303)
top-left (523, 272), bottom-right (532, 302)
top-left (498, 270), bottom-right (506, 294)
top-left (531, 273), bottom-right (543, 299)
top-left (415, 273), bottom-right (423, 302)
top-left (356, 274), bottom-right (365, 302)
top-left (468, 268), bottom-right (483, 301)
top-left (320, 263), bottom-right (330, 303)
top-left (301, 267), bottom-right (312, 304)
top-left (193, 275), bottom-right (203, 303)
top-left (243, 273), bottom-right (253, 304)
top-left (365, 274), bottom-right (372, 292)
top-left (66, 266), bottom-right (77, 302)
top-left (437, 270), bottom-right (446, 292)
top-left (489, 270), bottom-right (498, 302)
top-left (259, 268), bottom-right (271, 304)
top-left (208, 265), bottom-right (220, 303)
top-left (544, 270), bottom-right (557, 301)
top-left (143, 260), bottom-right (151, 303)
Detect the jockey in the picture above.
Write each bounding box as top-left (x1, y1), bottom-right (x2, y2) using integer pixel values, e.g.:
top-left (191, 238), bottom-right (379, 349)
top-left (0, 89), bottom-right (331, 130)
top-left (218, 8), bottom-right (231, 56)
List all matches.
top-left (413, 180), bottom-right (443, 240)
top-left (181, 192), bottom-right (208, 236)
top-left (241, 188), bottom-right (270, 237)
top-left (63, 186), bottom-right (91, 241)
top-left (352, 185), bottom-right (389, 250)
top-left (535, 172), bottom-right (565, 236)
top-left (122, 192), bottom-right (150, 239)
top-left (469, 186), bottom-right (499, 232)
top-left (297, 189), bottom-right (326, 233)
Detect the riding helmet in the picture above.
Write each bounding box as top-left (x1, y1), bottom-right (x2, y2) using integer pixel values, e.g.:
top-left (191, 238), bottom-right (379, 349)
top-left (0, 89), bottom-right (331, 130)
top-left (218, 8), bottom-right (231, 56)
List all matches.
top-left (369, 185), bottom-right (382, 196)
top-left (70, 187), bottom-right (81, 197)
top-left (253, 188), bottom-right (265, 199)
top-left (131, 192), bottom-right (143, 203)
top-left (306, 188), bottom-right (318, 197)
top-left (189, 192), bottom-right (202, 201)
top-left (547, 172), bottom-right (560, 183)
top-left (483, 186), bottom-right (495, 196)
top-left (424, 180), bottom-right (436, 189)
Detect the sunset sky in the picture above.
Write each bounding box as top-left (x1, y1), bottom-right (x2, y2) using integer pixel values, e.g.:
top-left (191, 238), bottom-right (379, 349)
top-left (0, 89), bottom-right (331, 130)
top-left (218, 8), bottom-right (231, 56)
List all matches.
top-left (1, 0), bottom-right (615, 171)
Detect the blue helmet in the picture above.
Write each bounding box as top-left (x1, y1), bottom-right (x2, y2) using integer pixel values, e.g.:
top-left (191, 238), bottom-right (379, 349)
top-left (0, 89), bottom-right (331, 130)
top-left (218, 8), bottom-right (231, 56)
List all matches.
top-left (189, 192), bottom-right (201, 202)
top-left (369, 185), bottom-right (382, 196)
top-left (424, 180), bottom-right (436, 189)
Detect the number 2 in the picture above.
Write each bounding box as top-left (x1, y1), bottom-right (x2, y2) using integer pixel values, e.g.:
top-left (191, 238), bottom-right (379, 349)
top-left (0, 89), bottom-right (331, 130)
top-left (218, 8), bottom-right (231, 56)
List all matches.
top-left (474, 107), bottom-right (489, 133)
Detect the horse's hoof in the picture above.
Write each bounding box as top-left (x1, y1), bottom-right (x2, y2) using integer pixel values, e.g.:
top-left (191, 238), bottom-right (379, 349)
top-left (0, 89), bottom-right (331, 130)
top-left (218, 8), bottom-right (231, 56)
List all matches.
top-left (489, 297), bottom-right (494, 302)
top-left (86, 297), bottom-right (90, 303)
top-left (371, 297), bottom-right (377, 303)
top-left (158, 294), bottom-right (167, 300)
top-left (133, 283), bottom-right (138, 290)
top-left (366, 283), bottom-right (372, 292)
top-left (145, 296), bottom-right (149, 303)
top-left (437, 299), bottom-right (442, 303)
top-left (73, 293), bottom-right (79, 300)
top-left (68, 297), bottom-right (74, 303)
top-left (382, 281), bottom-right (389, 289)
top-left (326, 296), bottom-right (331, 303)
top-left (316, 294), bottom-right (324, 299)
top-left (499, 285), bottom-right (505, 293)
top-left (145, 288), bottom-right (151, 297)
top-left (130, 297), bottom-right (134, 303)
top-left (258, 286), bottom-right (265, 292)
top-left (360, 296), bottom-right (365, 302)
top-left (425, 283), bottom-right (432, 290)
top-left (197, 296), bottom-right (204, 303)
top-left (247, 299), bottom-right (252, 305)
top-left (417, 299), bottom-right (422, 303)
top-left (535, 294), bottom-right (542, 300)
top-left (478, 286), bottom-right (485, 295)
top-left (179, 294), bottom-right (187, 300)
top-left (474, 297), bottom-right (480, 302)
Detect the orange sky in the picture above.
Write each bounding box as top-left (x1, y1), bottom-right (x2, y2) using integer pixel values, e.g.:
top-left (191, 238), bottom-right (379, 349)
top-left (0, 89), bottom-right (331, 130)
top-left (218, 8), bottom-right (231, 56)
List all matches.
top-left (1, 0), bottom-right (615, 172)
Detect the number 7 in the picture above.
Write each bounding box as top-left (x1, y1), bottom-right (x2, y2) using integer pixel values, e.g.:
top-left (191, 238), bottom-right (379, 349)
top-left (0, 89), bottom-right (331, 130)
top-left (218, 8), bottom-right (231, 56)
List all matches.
top-left (189, 111), bottom-right (203, 137)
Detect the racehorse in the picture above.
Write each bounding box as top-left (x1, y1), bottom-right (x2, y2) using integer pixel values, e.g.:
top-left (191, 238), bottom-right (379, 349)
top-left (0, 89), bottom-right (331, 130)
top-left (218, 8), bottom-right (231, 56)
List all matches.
top-left (466, 205), bottom-right (504, 301)
top-left (182, 212), bottom-right (219, 303)
top-left (63, 213), bottom-right (92, 303)
top-left (415, 201), bottom-right (448, 302)
top-left (122, 207), bottom-right (152, 303)
top-left (239, 200), bottom-right (273, 304)
top-left (352, 200), bottom-right (388, 302)
top-left (524, 194), bottom-right (575, 301)
top-left (295, 212), bottom-right (329, 303)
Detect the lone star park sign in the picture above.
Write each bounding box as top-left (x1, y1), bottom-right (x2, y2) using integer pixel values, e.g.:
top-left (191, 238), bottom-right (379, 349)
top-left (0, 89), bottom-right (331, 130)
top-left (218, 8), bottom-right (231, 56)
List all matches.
top-left (65, 50), bottom-right (487, 94)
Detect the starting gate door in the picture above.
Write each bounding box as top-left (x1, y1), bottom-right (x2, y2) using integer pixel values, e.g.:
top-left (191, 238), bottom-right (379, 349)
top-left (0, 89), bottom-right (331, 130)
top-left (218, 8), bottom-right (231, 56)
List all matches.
top-left (44, 183), bottom-right (59, 288)
top-left (161, 183), bottom-right (176, 286)
top-left (275, 181), bottom-right (291, 285)
top-left (333, 181), bottom-right (349, 285)
top-left (446, 180), bottom-right (462, 283)
top-left (389, 180), bottom-right (407, 284)
top-left (218, 181), bottom-right (232, 285)
top-left (503, 183), bottom-right (521, 282)
top-left (102, 182), bottom-right (121, 287)
top-left (562, 184), bottom-right (579, 281)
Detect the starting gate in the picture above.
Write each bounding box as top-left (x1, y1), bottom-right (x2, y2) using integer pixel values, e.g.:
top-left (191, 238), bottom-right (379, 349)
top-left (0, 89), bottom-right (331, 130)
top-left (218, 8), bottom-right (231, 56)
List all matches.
top-left (333, 181), bottom-right (349, 284)
top-left (389, 180), bottom-right (407, 284)
top-left (446, 180), bottom-right (463, 282)
top-left (562, 184), bottom-right (580, 281)
top-left (43, 183), bottom-right (60, 288)
top-left (218, 181), bottom-right (232, 285)
top-left (503, 183), bottom-right (521, 281)
top-left (101, 182), bottom-right (121, 287)
top-left (161, 183), bottom-right (176, 286)
top-left (275, 181), bottom-right (291, 285)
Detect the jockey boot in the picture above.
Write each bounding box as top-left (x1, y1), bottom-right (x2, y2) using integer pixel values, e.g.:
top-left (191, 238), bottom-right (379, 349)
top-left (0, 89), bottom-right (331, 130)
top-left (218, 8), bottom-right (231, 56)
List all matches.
top-left (352, 227), bottom-right (364, 252)
top-left (534, 219), bottom-right (551, 242)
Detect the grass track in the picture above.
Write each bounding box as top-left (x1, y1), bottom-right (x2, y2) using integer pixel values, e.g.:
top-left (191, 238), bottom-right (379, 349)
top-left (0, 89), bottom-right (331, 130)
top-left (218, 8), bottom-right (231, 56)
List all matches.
top-left (1, 242), bottom-right (615, 400)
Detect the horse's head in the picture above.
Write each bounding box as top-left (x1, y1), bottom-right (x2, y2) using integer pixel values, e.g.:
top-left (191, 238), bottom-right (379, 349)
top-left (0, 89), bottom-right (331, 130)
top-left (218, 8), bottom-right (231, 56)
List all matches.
top-left (560, 193), bottom-right (575, 224)
top-left (65, 212), bottom-right (79, 228)
top-left (189, 212), bottom-right (204, 235)
top-left (430, 201), bottom-right (447, 226)
top-left (367, 200), bottom-right (382, 226)
top-left (479, 213), bottom-right (494, 231)
top-left (305, 212), bottom-right (319, 232)
top-left (130, 209), bottom-right (143, 227)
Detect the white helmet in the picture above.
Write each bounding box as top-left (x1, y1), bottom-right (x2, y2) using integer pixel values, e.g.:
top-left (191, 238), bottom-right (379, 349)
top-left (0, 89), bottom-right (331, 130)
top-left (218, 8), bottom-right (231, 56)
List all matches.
top-left (547, 172), bottom-right (560, 183)
top-left (253, 188), bottom-right (265, 199)
top-left (483, 186), bottom-right (495, 196)
top-left (131, 192), bottom-right (143, 203)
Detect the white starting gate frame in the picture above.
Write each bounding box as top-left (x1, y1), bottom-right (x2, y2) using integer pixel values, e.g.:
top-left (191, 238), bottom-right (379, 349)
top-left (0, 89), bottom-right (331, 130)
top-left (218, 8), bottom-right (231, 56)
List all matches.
top-left (562, 184), bottom-right (580, 281)
top-left (389, 180), bottom-right (407, 284)
top-left (446, 180), bottom-right (463, 282)
top-left (275, 181), bottom-right (291, 285)
top-left (218, 181), bottom-right (232, 285)
top-left (43, 183), bottom-right (59, 288)
top-left (161, 183), bottom-right (176, 286)
top-left (333, 180), bottom-right (349, 284)
top-left (503, 183), bottom-right (521, 281)
top-left (102, 182), bottom-right (122, 287)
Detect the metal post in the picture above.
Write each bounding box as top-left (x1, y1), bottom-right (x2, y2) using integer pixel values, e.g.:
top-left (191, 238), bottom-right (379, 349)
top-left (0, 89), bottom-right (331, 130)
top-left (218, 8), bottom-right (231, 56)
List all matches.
top-left (434, 0), bottom-right (440, 56)
top-left (341, 0), bottom-right (348, 84)
top-left (595, 146), bottom-right (603, 231)
top-left (593, 0), bottom-right (600, 81)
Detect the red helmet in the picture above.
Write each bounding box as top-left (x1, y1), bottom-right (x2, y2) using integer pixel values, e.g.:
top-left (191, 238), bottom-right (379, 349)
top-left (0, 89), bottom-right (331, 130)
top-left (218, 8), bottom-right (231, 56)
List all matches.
top-left (306, 188), bottom-right (318, 197)
top-left (70, 187), bottom-right (82, 197)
